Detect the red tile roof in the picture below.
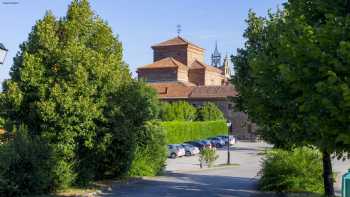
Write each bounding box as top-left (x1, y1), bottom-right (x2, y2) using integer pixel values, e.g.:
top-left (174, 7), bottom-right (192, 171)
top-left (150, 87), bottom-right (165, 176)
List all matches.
top-left (138, 57), bottom-right (188, 70)
top-left (149, 81), bottom-right (195, 99)
top-left (148, 82), bottom-right (237, 100)
top-left (189, 86), bottom-right (237, 98)
top-left (190, 60), bottom-right (223, 74)
top-left (152, 36), bottom-right (204, 50)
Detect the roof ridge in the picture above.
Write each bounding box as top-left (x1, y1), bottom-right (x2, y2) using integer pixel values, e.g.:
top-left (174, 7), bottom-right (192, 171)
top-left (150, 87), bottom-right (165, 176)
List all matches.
top-left (170, 57), bottom-right (188, 69)
top-left (152, 36), bottom-right (204, 49)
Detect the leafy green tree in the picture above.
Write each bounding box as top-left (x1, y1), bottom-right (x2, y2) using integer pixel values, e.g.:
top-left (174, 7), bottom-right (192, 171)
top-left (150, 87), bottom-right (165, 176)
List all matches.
top-left (0, 0), bottom-right (163, 187)
top-left (197, 102), bottom-right (225, 121)
top-left (94, 81), bottom-right (161, 179)
top-left (128, 121), bottom-right (167, 176)
top-left (233, 1), bottom-right (350, 195)
top-left (160, 101), bottom-right (196, 121)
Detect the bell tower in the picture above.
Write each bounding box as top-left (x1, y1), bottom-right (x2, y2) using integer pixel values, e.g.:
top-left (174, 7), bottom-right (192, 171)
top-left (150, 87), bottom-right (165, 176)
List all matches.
top-left (222, 54), bottom-right (231, 79)
top-left (211, 41), bottom-right (221, 67)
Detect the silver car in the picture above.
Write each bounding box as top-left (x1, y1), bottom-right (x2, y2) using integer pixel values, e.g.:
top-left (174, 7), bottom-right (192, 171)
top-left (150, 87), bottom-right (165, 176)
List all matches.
top-left (168, 144), bottom-right (186, 158)
top-left (181, 143), bottom-right (200, 156)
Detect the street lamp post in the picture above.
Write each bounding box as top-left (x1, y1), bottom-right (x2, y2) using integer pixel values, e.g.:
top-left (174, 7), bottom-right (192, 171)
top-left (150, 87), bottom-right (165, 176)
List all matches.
top-left (226, 120), bottom-right (232, 165)
top-left (0, 43), bottom-right (8, 65)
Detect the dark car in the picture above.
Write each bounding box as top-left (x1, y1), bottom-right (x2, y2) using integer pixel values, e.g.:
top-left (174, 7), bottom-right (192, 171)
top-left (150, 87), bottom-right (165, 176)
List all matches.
top-left (199, 140), bottom-right (212, 149)
top-left (185, 141), bottom-right (205, 150)
top-left (207, 137), bottom-right (225, 148)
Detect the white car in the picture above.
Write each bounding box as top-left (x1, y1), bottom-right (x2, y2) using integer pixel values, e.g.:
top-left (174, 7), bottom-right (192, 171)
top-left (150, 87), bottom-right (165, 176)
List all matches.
top-left (217, 135), bottom-right (236, 145)
top-left (181, 143), bottom-right (200, 156)
top-left (168, 144), bottom-right (186, 158)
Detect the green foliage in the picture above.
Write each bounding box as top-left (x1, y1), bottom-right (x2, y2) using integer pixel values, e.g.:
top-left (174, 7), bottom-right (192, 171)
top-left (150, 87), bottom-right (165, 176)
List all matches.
top-left (259, 147), bottom-right (323, 194)
top-left (92, 81), bottom-right (161, 180)
top-left (160, 101), bottom-right (197, 121)
top-left (0, 0), bottom-right (161, 190)
top-left (233, 0), bottom-right (350, 154)
top-left (199, 148), bottom-right (219, 168)
top-left (0, 117), bottom-right (4, 128)
top-left (0, 126), bottom-right (71, 196)
top-left (197, 102), bottom-right (225, 121)
top-left (128, 121), bottom-right (167, 176)
top-left (160, 101), bottom-right (224, 121)
top-left (232, 2), bottom-right (350, 194)
top-left (161, 121), bottom-right (227, 144)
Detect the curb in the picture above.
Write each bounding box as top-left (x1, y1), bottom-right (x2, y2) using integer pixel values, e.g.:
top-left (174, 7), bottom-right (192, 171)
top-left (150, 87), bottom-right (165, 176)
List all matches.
top-left (165, 163), bottom-right (240, 174)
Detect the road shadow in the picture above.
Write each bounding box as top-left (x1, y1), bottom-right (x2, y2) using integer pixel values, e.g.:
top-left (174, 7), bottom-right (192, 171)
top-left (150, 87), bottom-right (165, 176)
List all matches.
top-left (99, 173), bottom-right (278, 197)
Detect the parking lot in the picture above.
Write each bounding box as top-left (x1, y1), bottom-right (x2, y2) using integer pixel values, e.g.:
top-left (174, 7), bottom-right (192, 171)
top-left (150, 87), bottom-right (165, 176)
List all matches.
top-left (102, 142), bottom-right (350, 196)
top-left (166, 142), bottom-right (270, 173)
top-left (103, 142), bottom-right (274, 197)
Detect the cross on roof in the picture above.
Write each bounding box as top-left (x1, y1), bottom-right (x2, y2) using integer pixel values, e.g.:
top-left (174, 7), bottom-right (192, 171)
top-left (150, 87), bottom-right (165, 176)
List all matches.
top-left (177, 24), bottom-right (182, 36)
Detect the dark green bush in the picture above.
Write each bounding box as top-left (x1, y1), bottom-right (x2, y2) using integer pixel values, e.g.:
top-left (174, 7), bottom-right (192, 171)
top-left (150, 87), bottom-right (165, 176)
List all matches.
top-left (197, 102), bottom-right (225, 121)
top-left (0, 126), bottom-right (72, 196)
top-left (161, 121), bottom-right (227, 144)
top-left (93, 81), bottom-right (161, 180)
top-left (128, 121), bottom-right (167, 176)
top-left (160, 101), bottom-right (197, 121)
top-left (259, 147), bottom-right (323, 193)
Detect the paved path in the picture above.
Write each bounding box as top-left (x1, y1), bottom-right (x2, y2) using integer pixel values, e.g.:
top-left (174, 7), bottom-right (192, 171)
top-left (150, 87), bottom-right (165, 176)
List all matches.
top-left (100, 142), bottom-right (275, 197)
top-left (99, 142), bottom-right (350, 197)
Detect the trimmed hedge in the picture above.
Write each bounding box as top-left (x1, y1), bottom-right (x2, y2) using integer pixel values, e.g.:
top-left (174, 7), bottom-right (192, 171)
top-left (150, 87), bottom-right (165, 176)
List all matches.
top-left (161, 121), bottom-right (227, 144)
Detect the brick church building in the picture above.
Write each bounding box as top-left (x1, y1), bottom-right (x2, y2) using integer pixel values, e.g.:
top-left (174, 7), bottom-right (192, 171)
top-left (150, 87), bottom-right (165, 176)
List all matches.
top-left (137, 36), bottom-right (255, 140)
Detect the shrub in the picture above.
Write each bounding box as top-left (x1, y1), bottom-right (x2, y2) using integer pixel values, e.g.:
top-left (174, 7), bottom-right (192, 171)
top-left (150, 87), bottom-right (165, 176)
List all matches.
top-left (259, 147), bottom-right (323, 193)
top-left (94, 81), bottom-right (161, 180)
top-left (0, 126), bottom-right (72, 196)
top-left (160, 101), bottom-right (197, 121)
top-left (197, 102), bottom-right (225, 121)
top-left (161, 121), bottom-right (227, 144)
top-left (128, 121), bottom-right (167, 176)
top-left (199, 148), bottom-right (219, 168)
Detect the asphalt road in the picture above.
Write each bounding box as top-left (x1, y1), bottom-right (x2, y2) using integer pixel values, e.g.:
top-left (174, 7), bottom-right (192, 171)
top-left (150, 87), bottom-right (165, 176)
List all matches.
top-left (99, 142), bottom-right (350, 197)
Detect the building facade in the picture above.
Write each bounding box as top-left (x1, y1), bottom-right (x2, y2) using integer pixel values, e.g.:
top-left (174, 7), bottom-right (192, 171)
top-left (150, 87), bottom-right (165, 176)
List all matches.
top-left (137, 36), bottom-right (256, 140)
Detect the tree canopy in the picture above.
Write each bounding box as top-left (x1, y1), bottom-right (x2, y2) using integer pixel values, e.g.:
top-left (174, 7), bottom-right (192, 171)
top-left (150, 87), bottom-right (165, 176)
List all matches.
top-left (160, 101), bottom-right (197, 121)
top-left (232, 0), bottom-right (350, 195)
top-left (197, 102), bottom-right (225, 121)
top-left (0, 0), bottom-right (164, 188)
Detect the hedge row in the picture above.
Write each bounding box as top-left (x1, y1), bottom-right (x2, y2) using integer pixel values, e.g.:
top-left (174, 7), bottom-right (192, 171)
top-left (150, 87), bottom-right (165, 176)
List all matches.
top-left (161, 121), bottom-right (227, 144)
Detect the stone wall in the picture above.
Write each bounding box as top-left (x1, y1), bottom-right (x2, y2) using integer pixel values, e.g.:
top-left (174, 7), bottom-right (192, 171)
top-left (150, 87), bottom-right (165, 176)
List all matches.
top-left (177, 68), bottom-right (189, 82)
top-left (187, 45), bottom-right (205, 65)
top-left (204, 70), bottom-right (225, 86)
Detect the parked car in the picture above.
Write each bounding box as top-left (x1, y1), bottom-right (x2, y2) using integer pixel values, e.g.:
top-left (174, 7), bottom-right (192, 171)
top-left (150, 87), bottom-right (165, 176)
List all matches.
top-left (217, 135), bottom-right (236, 145)
top-left (181, 143), bottom-right (200, 156)
top-left (168, 144), bottom-right (185, 159)
top-left (200, 140), bottom-right (213, 149)
top-left (207, 137), bottom-right (225, 148)
top-left (185, 141), bottom-right (205, 150)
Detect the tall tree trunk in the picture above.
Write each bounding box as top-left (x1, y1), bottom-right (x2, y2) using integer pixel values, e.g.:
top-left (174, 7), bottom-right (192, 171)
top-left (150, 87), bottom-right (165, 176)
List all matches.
top-left (322, 150), bottom-right (335, 197)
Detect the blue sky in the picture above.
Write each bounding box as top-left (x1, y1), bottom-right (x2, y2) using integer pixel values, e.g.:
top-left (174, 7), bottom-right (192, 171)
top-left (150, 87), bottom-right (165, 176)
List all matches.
top-left (0, 0), bottom-right (285, 81)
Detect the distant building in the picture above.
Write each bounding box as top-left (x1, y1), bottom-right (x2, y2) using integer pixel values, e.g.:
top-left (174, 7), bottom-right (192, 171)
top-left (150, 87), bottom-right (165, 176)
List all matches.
top-left (137, 36), bottom-right (256, 140)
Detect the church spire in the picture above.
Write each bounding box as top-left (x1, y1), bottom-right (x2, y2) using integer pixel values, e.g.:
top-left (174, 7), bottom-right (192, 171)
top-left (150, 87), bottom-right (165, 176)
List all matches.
top-left (211, 41), bottom-right (221, 67)
top-left (222, 54), bottom-right (231, 79)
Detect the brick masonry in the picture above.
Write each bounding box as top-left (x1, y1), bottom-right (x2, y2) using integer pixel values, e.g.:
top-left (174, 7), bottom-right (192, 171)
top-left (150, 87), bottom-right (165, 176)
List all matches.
top-left (137, 36), bottom-right (257, 140)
